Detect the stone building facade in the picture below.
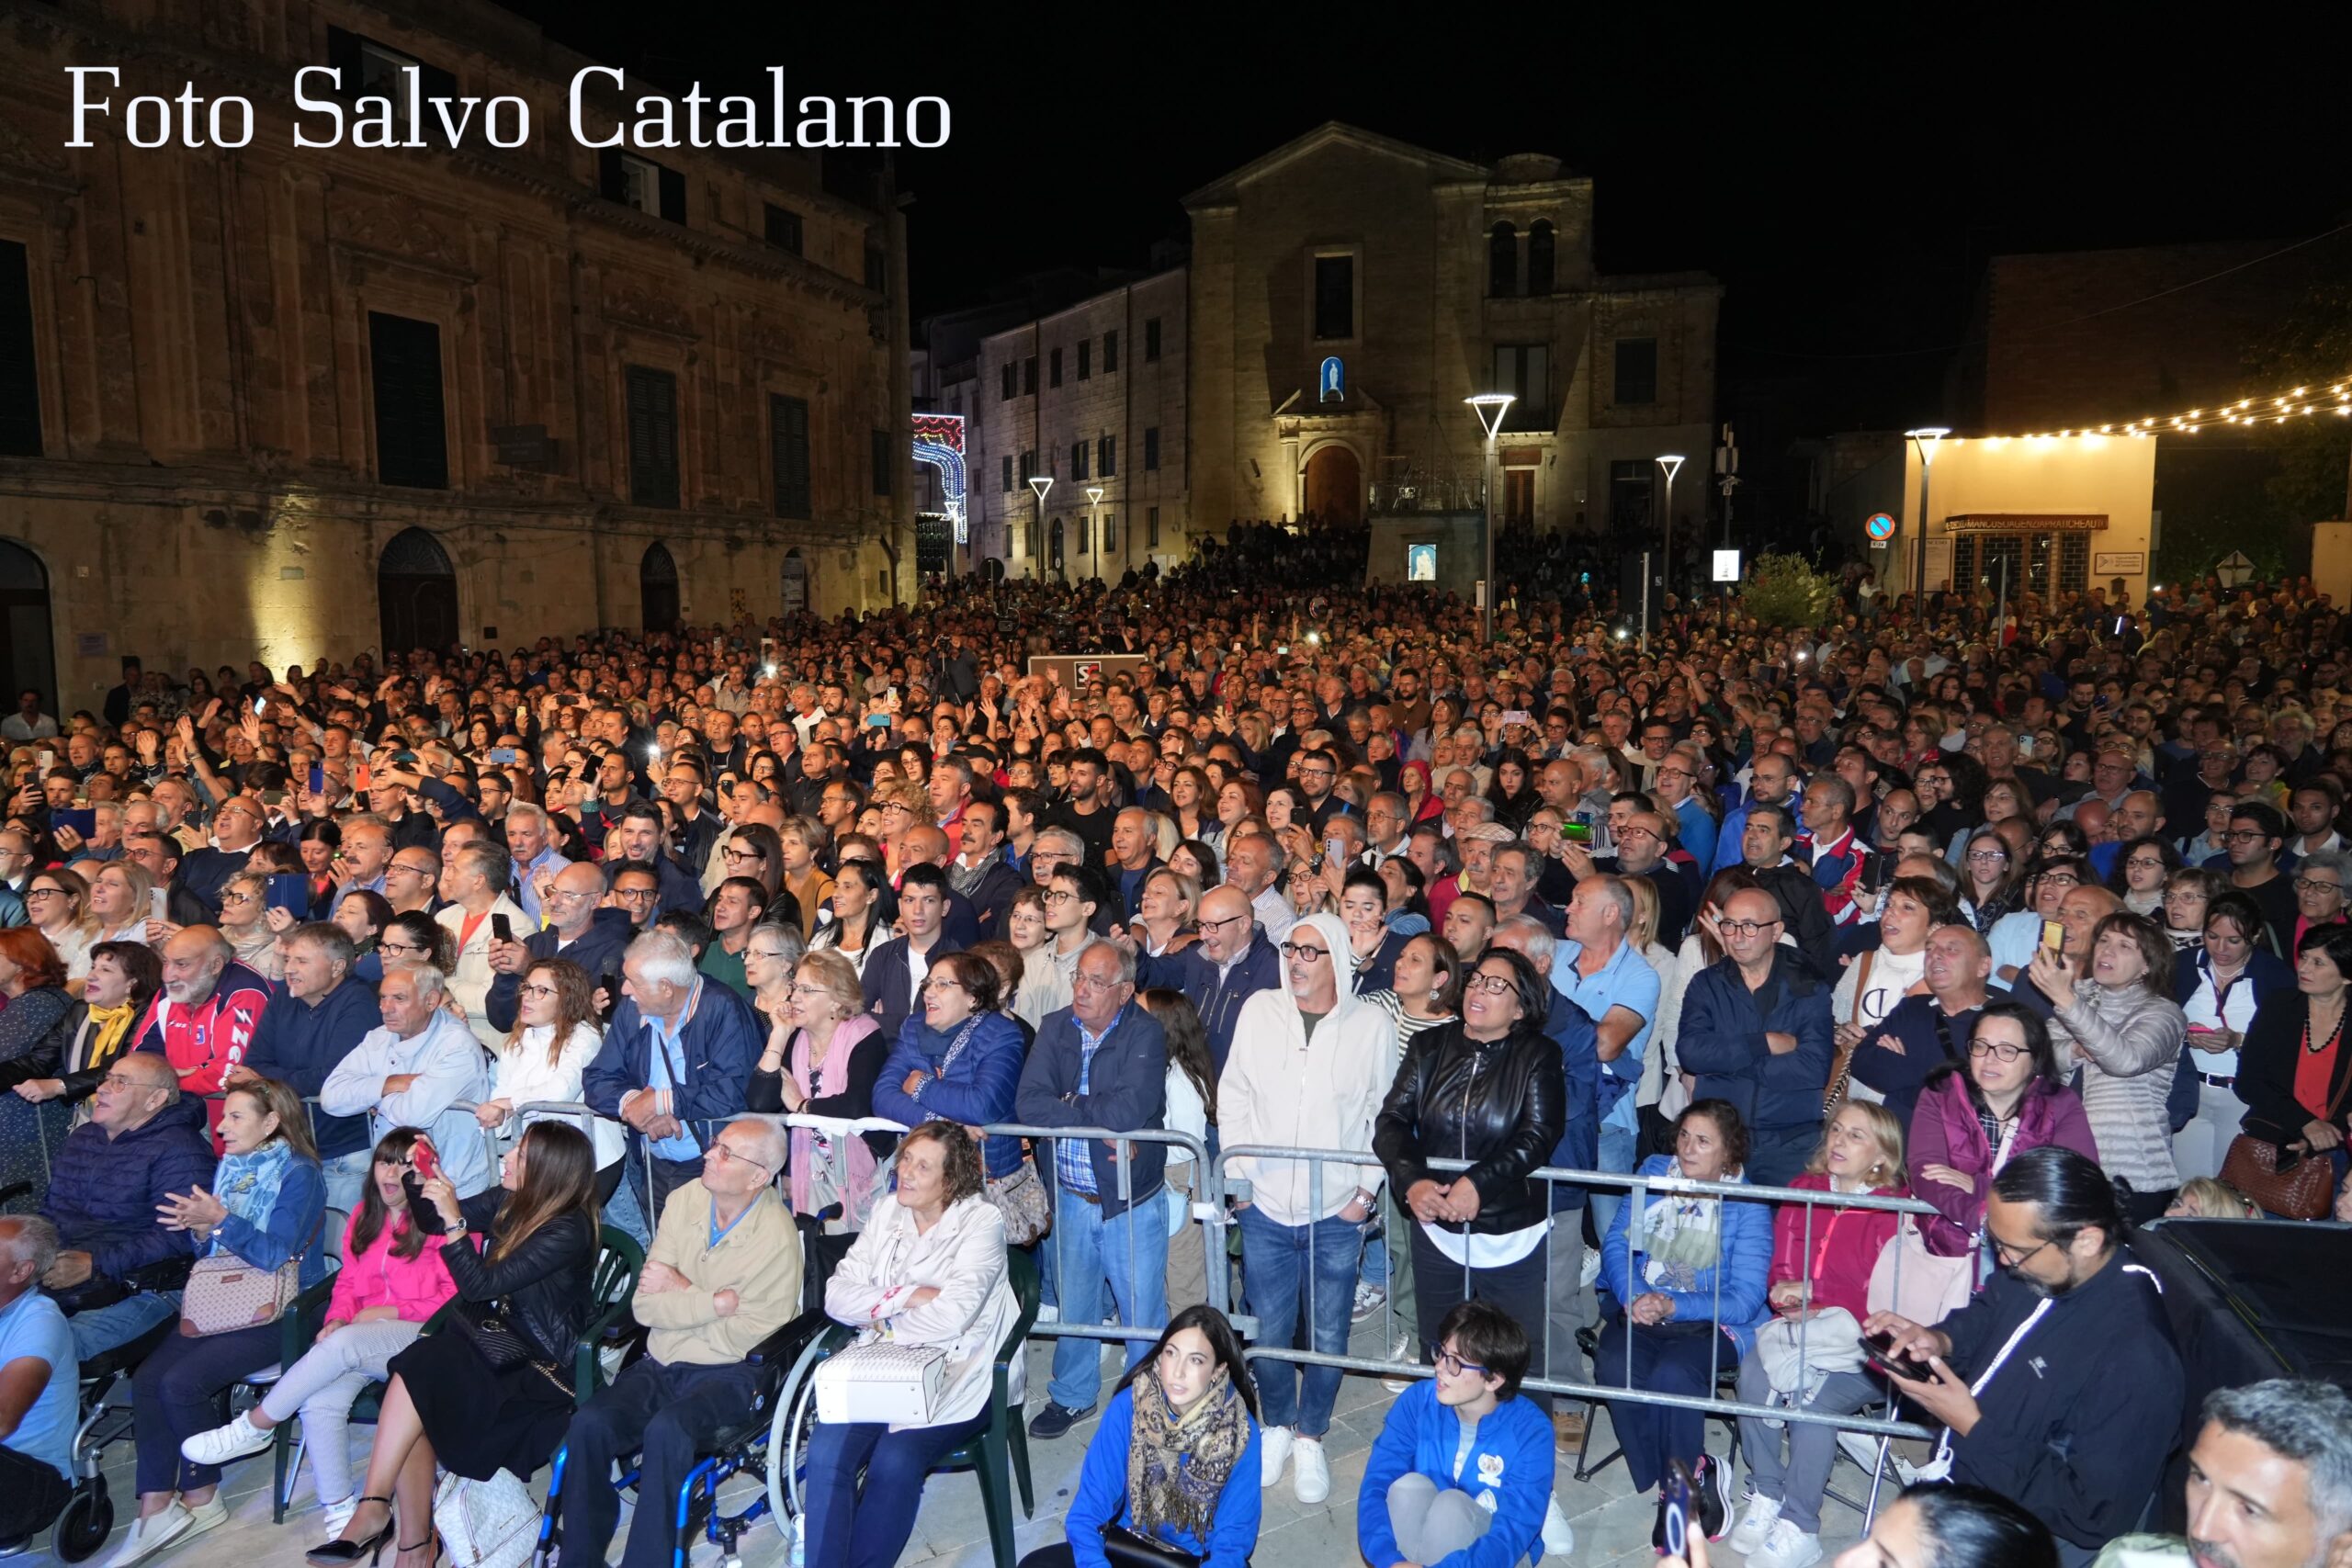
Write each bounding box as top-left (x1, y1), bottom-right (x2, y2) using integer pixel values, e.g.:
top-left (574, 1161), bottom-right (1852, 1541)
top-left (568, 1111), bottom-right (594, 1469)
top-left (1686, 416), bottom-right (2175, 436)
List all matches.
top-left (1184, 124), bottom-right (1716, 544)
top-left (0, 0), bottom-right (909, 715)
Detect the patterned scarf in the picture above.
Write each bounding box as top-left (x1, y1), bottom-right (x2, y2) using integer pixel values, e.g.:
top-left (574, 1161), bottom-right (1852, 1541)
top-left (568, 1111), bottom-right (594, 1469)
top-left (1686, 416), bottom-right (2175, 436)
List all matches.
top-left (787, 1013), bottom-right (879, 1224)
top-left (1125, 1365), bottom-right (1250, 1544)
top-left (209, 1138), bottom-right (294, 1257)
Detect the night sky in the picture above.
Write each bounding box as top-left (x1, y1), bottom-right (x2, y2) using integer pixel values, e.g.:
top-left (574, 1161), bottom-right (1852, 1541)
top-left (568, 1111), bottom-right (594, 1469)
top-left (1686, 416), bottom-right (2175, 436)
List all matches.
top-left (506, 6), bottom-right (2352, 516)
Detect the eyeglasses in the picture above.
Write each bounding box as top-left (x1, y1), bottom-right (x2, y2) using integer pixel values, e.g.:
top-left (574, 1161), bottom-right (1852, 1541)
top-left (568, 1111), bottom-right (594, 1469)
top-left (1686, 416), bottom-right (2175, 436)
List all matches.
top-left (1969, 1039), bottom-right (2027, 1063)
top-left (97, 1072), bottom-right (152, 1092)
top-left (1716, 918), bottom-right (1782, 938)
top-left (1989, 1231), bottom-right (2059, 1269)
top-left (1197, 912), bottom-right (1250, 934)
top-left (1464, 972), bottom-right (1516, 995)
top-left (1434, 1349), bottom-right (1493, 1380)
top-left (2224, 829), bottom-right (2271, 842)
top-left (920, 976), bottom-right (967, 993)
top-left (2039, 874), bottom-right (2081, 888)
top-left (1279, 942), bottom-right (1330, 963)
top-left (378, 940), bottom-right (424, 956)
top-left (706, 1143), bottom-right (771, 1177)
top-left (1616, 825), bottom-right (1657, 842)
top-left (221, 890), bottom-right (258, 905)
top-left (1966, 850), bottom-right (2009, 863)
top-left (723, 847), bottom-right (763, 863)
top-left (25, 886), bottom-right (64, 900)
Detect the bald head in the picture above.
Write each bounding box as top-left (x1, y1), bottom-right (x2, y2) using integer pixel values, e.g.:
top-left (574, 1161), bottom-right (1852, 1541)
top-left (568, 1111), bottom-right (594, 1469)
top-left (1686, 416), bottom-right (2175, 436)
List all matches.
top-left (901, 825), bottom-right (951, 867)
top-left (161, 926), bottom-right (232, 1004)
top-left (1196, 885), bottom-right (1254, 964)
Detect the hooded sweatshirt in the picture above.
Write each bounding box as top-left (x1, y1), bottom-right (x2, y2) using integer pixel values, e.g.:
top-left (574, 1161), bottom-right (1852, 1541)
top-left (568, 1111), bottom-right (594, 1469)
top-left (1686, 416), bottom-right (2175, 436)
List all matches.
top-left (1217, 911), bottom-right (1393, 1225)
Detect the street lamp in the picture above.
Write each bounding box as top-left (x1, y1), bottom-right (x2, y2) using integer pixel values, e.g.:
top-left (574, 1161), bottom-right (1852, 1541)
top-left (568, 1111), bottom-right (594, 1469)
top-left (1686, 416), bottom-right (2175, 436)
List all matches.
top-left (1086, 485), bottom-right (1104, 578)
top-left (1904, 427), bottom-right (1951, 609)
top-left (1465, 392), bottom-right (1515, 641)
top-left (1654, 453), bottom-right (1685, 650)
top-left (1027, 474), bottom-right (1054, 581)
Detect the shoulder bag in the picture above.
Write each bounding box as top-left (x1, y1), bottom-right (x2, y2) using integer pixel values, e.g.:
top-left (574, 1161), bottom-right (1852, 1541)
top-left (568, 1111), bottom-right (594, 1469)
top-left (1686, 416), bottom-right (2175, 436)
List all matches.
top-left (927, 1015), bottom-right (1052, 1246)
top-left (1102, 1524), bottom-right (1202, 1568)
top-left (179, 1202), bottom-right (322, 1337)
top-left (432, 1467), bottom-right (537, 1568)
top-left (2220, 1014), bottom-right (2352, 1221)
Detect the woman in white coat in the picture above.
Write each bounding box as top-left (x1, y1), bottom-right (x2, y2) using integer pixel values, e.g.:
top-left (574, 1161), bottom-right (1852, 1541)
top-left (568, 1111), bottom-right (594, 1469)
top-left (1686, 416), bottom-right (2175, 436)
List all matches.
top-left (473, 957), bottom-right (630, 1200)
top-left (806, 1119), bottom-right (1025, 1568)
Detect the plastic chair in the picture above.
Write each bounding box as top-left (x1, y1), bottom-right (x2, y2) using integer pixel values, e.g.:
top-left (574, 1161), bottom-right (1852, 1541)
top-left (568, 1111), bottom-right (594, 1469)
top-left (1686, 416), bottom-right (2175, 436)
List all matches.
top-left (577, 1224), bottom-right (646, 1404)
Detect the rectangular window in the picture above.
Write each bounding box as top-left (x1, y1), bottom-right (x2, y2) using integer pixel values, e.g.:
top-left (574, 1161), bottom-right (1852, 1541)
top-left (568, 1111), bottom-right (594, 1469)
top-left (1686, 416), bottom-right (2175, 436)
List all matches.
top-left (1001, 363), bottom-right (1016, 401)
top-left (1102, 512), bottom-right (1115, 554)
top-left (1002, 454), bottom-right (1014, 493)
top-left (1020, 449), bottom-right (1035, 482)
top-left (1071, 441), bottom-right (1089, 480)
top-left (1144, 427), bottom-right (1159, 471)
top-left (368, 311), bottom-right (447, 489)
top-left (1609, 458), bottom-right (1654, 532)
top-left (763, 204), bottom-right (803, 254)
top-left (324, 28), bottom-right (458, 142)
top-left (1098, 434), bottom-right (1115, 477)
top-left (871, 428), bottom-right (892, 496)
top-left (624, 365), bottom-right (680, 508)
top-left (770, 393), bottom-right (811, 518)
top-left (1103, 330), bottom-right (1118, 372)
top-left (1144, 318), bottom-right (1161, 362)
top-left (1049, 347), bottom-right (1063, 388)
top-left (1491, 344), bottom-right (1551, 431)
top-left (1077, 513), bottom-right (1090, 555)
top-left (1613, 337), bottom-right (1658, 405)
top-left (0, 241), bottom-right (41, 457)
top-left (599, 150), bottom-right (686, 222)
top-left (1148, 506), bottom-right (1160, 547)
top-left (1077, 339), bottom-right (1091, 380)
top-left (1314, 254), bottom-right (1354, 341)
top-left (1023, 356), bottom-right (1036, 395)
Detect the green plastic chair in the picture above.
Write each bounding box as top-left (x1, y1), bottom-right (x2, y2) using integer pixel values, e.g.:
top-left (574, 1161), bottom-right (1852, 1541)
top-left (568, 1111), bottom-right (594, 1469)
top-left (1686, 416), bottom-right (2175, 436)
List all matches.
top-left (575, 1224), bottom-right (645, 1404)
top-left (926, 1247), bottom-right (1041, 1568)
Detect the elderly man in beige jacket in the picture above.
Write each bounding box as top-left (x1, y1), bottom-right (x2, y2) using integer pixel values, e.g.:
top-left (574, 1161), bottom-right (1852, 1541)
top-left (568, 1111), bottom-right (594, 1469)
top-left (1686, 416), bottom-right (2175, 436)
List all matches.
top-left (557, 1117), bottom-right (802, 1568)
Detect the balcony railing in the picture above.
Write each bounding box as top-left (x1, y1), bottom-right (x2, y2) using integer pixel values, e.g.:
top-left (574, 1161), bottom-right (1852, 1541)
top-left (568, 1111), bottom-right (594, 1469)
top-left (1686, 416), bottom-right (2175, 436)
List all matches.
top-left (1369, 475), bottom-right (1487, 513)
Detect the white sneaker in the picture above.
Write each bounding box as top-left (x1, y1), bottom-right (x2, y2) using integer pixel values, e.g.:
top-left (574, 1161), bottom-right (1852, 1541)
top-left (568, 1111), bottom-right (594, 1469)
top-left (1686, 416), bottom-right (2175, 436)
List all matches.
top-left (1351, 1283), bottom-right (1386, 1323)
top-left (1260, 1425), bottom-right (1294, 1488)
top-left (1727, 1494), bottom-right (1783, 1555)
top-left (1382, 1335), bottom-right (1419, 1393)
top-left (182, 1412), bottom-right (274, 1468)
top-left (319, 1498), bottom-right (357, 1539)
top-left (1292, 1437), bottom-right (1330, 1505)
top-left (177, 1496), bottom-right (228, 1544)
top-left (1578, 1250), bottom-right (1602, 1289)
top-left (1541, 1496), bottom-right (1577, 1557)
top-left (104, 1506), bottom-right (193, 1568)
top-left (1836, 1431), bottom-right (1882, 1477)
top-left (1751, 1518), bottom-right (1824, 1568)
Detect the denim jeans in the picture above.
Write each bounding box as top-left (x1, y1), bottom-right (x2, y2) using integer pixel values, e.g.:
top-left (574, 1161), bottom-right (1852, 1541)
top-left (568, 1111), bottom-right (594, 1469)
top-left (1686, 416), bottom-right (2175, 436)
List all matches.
top-left (1238, 1205), bottom-right (1362, 1437)
top-left (69, 1289), bottom-right (181, 1363)
top-left (1045, 1184), bottom-right (1170, 1412)
top-left (318, 1149), bottom-right (372, 1260)
top-left (805, 1410), bottom-right (989, 1568)
top-left (1591, 1121), bottom-right (1637, 1244)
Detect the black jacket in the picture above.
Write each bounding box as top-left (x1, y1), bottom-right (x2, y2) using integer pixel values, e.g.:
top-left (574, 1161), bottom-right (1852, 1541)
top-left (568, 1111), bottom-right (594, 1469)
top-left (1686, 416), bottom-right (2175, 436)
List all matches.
top-left (1754, 862), bottom-right (1836, 958)
top-left (1374, 1019), bottom-right (1566, 1238)
top-left (2236, 990), bottom-right (2352, 1147)
top-left (483, 908), bottom-right (636, 1033)
top-left (430, 1190), bottom-right (599, 1370)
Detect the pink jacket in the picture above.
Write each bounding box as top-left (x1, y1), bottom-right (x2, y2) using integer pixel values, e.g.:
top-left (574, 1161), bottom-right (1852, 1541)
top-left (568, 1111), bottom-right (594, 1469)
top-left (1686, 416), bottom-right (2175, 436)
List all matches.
top-left (1768, 1170), bottom-right (1904, 1321)
top-left (326, 1210), bottom-right (457, 1325)
top-left (1908, 1073), bottom-right (2098, 1257)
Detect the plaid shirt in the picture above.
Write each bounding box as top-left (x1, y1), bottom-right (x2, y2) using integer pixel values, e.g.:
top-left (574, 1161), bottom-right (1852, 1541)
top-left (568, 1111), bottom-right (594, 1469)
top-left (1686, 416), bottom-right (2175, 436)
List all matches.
top-left (1052, 1004), bottom-right (1127, 1195)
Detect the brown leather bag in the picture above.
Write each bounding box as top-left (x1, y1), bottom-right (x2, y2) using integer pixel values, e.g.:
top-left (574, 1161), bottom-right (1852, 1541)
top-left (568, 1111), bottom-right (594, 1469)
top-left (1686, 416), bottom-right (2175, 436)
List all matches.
top-left (2221, 1026), bottom-right (2351, 1220)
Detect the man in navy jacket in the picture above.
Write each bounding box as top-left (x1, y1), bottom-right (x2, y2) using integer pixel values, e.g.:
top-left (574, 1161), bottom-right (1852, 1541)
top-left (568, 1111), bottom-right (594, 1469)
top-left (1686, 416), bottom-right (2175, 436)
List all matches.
top-left (860, 863), bottom-right (959, 1047)
top-left (483, 866), bottom-right (634, 1032)
top-left (1674, 887), bottom-right (1836, 1186)
top-left (1015, 941), bottom-right (1170, 1438)
top-left (1131, 886), bottom-right (1280, 1074)
top-left (583, 930), bottom-right (762, 1223)
top-left (242, 921), bottom-right (380, 1222)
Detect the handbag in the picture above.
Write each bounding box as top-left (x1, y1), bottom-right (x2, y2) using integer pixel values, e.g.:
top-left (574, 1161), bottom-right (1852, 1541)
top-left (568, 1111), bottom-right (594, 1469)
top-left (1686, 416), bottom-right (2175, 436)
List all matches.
top-left (1102, 1523), bottom-right (1202, 1568)
top-left (431, 1467), bottom-right (537, 1568)
top-left (177, 1251), bottom-right (303, 1337)
top-left (448, 1296), bottom-right (546, 1371)
top-left (983, 1156), bottom-right (1052, 1246)
top-left (2221, 1015), bottom-right (2352, 1220)
top-left (1823, 952), bottom-right (1877, 1113)
top-left (813, 1339), bottom-right (949, 1425)
top-left (1866, 1214), bottom-right (1975, 1325)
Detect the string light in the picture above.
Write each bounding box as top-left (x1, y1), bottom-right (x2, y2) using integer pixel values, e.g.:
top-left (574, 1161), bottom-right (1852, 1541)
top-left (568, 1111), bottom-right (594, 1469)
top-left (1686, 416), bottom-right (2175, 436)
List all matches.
top-left (1951, 373), bottom-right (2352, 443)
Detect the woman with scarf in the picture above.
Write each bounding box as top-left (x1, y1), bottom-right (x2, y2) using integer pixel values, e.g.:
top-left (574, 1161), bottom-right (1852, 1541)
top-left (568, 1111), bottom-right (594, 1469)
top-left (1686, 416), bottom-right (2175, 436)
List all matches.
top-left (117, 1077), bottom-right (327, 1566)
top-left (7, 939), bottom-right (159, 1118)
top-left (1023, 1304), bottom-right (1262, 1568)
top-left (871, 950), bottom-right (1027, 1189)
top-left (749, 948), bottom-right (886, 1308)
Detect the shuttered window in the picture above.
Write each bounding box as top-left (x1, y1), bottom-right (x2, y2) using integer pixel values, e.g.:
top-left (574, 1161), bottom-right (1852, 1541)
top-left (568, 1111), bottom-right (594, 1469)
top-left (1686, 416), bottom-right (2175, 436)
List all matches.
top-left (368, 311), bottom-right (447, 489)
top-left (626, 366), bottom-right (680, 508)
top-left (0, 241), bottom-right (40, 457)
top-left (770, 393), bottom-right (810, 518)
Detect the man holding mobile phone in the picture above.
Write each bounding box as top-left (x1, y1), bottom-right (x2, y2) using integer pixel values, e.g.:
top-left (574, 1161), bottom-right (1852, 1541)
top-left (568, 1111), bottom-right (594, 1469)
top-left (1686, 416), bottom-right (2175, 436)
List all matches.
top-left (435, 840), bottom-right (531, 1049)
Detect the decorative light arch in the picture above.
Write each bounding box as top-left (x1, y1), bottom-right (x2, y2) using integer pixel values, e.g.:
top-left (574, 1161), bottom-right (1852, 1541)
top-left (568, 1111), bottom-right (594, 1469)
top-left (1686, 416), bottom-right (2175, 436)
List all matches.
top-left (911, 412), bottom-right (967, 544)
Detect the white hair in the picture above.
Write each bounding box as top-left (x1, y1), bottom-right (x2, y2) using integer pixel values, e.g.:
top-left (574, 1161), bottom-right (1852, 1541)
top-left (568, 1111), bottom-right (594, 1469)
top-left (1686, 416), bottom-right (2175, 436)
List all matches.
top-left (627, 929), bottom-right (698, 990)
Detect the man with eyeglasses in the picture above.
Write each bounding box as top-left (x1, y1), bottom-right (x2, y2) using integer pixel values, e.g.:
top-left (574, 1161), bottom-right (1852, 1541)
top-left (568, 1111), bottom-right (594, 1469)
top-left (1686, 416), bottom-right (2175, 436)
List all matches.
top-left (1866, 1146), bottom-right (2180, 1566)
top-left (605, 863), bottom-right (665, 936)
top-left (1587, 809), bottom-right (1694, 947)
top-left (1129, 884), bottom-right (1280, 1075)
top-left (2223, 802), bottom-right (2298, 955)
top-left (240, 922), bottom-right (381, 1226)
top-left (321, 961), bottom-right (494, 1197)
top-left (168, 792), bottom-right (263, 919)
top-left (1016, 940), bottom-right (1170, 1441)
top-left (1294, 747), bottom-right (1353, 835)
top-left (555, 1117), bottom-right (798, 1568)
top-left (380, 847), bottom-right (441, 917)
top-left (1653, 748), bottom-right (1717, 873)
top-left (1848, 923), bottom-right (1993, 1125)
top-left (1988, 857), bottom-right (2093, 987)
top-left (1676, 887), bottom-right (1837, 1186)
top-left (38, 1051), bottom-right (216, 1359)
top-left (1715, 752), bottom-right (1803, 876)
top-left (1220, 911), bottom-right (1391, 1504)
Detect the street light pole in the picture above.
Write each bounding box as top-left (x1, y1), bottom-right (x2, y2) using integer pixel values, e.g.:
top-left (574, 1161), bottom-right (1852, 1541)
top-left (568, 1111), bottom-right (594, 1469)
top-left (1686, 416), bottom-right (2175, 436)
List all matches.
top-left (1656, 453), bottom-right (1685, 641)
top-left (1904, 427), bottom-right (1949, 612)
top-left (1465, 393), bottom-right (1515, 642)
top-left (1086, 485), bottom-right (1104, 581)
top-left (1027, 474), bottom-right (1054, 582)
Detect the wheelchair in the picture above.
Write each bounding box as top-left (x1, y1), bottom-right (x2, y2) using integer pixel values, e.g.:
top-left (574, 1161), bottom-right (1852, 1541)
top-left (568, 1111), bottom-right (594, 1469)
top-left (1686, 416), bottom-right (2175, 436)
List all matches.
top-left (532, 1309), bottom-right (833, 1568)
top-left (49, 1312), bottom-right (177, 1562)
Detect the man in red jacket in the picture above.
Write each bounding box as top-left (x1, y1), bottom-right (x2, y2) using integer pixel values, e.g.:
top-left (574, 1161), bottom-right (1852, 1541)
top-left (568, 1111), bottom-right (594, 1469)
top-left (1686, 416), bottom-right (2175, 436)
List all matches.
top-left (133, 927), bottom-right (270, 1151)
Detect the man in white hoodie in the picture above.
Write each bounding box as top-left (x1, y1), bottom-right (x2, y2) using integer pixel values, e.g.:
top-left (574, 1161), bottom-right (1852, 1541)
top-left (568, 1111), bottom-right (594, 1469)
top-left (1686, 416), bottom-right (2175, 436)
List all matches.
top-left (1219, 909), bottom-right (1390, 1505)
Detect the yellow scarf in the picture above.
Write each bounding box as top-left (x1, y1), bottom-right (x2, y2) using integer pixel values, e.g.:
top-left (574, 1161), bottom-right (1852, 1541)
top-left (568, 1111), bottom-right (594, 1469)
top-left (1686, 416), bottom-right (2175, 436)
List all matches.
top-left (82, 1001), bottom-right (136, 1074)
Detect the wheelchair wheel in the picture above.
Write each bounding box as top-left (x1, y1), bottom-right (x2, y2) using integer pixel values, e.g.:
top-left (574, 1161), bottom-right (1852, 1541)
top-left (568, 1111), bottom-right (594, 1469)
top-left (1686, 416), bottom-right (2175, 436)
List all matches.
top-left (53, 1483), bottom-right (113, 1563)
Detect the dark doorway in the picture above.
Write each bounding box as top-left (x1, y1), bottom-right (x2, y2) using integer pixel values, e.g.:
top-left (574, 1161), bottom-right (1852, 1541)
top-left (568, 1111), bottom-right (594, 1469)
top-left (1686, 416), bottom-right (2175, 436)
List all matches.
top-left (1303, 445), bottom-right (1363, 525)
top-left (0, 539), bottom-right (54, 714)
top-left (640, 541), bottom-right (680, 631)
top-left (915, 513), bottom-right (951, 581)
top-left (378, 527), bottom-right (458, 657)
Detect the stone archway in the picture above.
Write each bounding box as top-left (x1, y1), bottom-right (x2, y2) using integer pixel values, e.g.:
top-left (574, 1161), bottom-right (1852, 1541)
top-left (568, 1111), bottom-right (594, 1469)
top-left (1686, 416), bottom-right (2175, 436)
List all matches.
top-left (1302, 444), bottom-right (1363, 525)
top-left (0, 538), bottom-right (54, 714)
top-left (378, 527), bottom-right (458, 657)
top-left (639, 541), bottom-right (680, 631)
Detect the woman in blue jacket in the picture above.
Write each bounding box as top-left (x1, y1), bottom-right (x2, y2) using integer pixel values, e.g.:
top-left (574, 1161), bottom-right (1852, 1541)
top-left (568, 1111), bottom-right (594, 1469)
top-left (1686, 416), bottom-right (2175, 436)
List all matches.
top-left (871, 951), bottom-right (1028, 1179)
top-left (1594, 1099), bottom-right (1772, 1548)
top-left (1021, 1304), bottom-right (1262, 1568)
top-left (119, 1076), bottom-right (327, 1566)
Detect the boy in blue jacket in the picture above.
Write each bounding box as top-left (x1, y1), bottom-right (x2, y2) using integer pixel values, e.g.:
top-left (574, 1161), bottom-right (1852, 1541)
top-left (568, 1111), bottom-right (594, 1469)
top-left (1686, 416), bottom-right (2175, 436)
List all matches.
top-left (1358, 1301), bottom-right (1555, 1568)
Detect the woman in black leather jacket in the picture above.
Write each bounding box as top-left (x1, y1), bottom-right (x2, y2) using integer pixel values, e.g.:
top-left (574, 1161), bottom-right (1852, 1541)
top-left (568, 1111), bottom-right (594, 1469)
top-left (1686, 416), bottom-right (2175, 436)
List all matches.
top-left (1374, 946), bottom-right (1565, 1400)
top-left (306, 1121), bottom-right (601, 1568)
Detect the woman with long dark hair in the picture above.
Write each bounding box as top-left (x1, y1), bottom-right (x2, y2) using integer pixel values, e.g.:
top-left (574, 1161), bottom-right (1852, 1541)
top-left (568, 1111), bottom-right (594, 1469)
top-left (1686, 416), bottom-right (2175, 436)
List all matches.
top-left (1019, 1305), bottom-right (1262, 1568)
top-left (305, 1121), bottom-right (600, 1568)
top-left (1907, 1002), bottom-right (2098, 1256)
top-left (478, 957), bottom-right (628, 1199)
top-left (2233, 920), bottom-right (2352, 1211)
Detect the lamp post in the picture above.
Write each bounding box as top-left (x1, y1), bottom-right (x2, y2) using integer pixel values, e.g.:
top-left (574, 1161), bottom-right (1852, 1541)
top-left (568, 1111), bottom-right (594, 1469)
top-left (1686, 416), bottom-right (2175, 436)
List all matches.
top-left (1904, 427), bottom-right (1950, 611)
top-left (1465, 392), bottom-right (1515, 641)
top-left (1655, 453), bottom-right (1685, 646)
top-left (1027, 474), bottom-right (1054, 581)
top-left (1086, 484), bottom-right (1104, 580)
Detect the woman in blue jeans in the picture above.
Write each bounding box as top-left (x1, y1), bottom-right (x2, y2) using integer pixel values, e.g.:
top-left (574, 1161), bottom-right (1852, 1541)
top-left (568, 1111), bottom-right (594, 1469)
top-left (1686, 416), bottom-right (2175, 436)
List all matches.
top-left (115, 1077), bottom-right (326, 1568)
top-left (1594, 1098), bottom-right (1770, 1550)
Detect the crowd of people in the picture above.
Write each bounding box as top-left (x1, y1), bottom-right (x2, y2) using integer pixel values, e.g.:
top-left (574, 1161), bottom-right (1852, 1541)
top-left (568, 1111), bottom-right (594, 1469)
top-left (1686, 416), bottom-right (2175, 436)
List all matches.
top-left (0, 514), bottom-right (2346, 1568)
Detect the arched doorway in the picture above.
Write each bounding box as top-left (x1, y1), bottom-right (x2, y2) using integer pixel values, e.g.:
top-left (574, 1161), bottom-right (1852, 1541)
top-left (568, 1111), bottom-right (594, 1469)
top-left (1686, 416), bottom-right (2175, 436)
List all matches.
top-left (781, 549), bottom-right (808, 617)
top-left (1303, 445), bottom-right (1363, 525)
top-left (378, 528), bottom-right (458, 657)
top-left (639, 542), bottom-right (679, 631)
top-left (0, 540), bottom-right (54, 714)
